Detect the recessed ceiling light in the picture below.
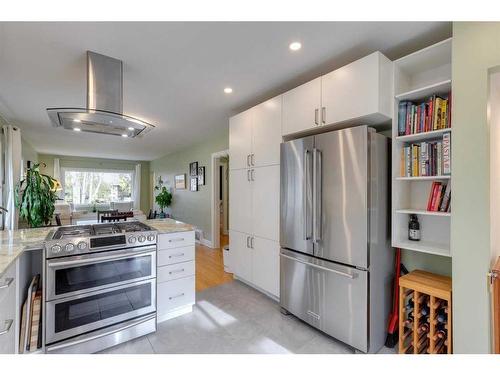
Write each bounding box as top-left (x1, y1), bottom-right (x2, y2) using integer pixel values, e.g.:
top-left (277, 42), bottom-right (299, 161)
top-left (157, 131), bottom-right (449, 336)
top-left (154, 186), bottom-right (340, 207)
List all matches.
top-left (128, 127), bottom-right (134, 131)
top-left (224, 87), bottom-right (233, 94)
top-left (73, 119), bottom-right (81, 123)
top-left (289, 42), bottom-right (302, 51)
top-left (73, 127), bottom-right (81, 132)
top-left (121, 134), bottom-right (128, 138)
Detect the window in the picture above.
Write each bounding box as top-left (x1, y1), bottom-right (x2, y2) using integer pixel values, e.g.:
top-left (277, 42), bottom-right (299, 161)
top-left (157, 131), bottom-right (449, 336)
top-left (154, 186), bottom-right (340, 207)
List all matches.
top-left (62, 168), bottom-right (134, 206)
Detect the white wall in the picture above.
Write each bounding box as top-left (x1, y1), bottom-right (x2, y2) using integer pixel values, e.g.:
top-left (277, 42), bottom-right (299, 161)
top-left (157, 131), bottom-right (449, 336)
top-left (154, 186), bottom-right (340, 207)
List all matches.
top-left (490, 70), bottom-right (500, 265)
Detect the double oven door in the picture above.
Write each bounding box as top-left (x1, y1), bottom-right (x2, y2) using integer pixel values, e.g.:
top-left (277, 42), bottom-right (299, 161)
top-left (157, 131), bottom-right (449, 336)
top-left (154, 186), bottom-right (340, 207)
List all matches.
top-left (45, 246), bottom-right (156, 344)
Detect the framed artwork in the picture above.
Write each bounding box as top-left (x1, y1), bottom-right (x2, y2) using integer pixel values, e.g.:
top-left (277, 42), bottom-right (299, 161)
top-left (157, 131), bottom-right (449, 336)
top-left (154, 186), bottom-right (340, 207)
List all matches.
top-left (198, 166), bottom-right (205, 186)
top-left (174, 174), bottom-right (186, 190)
top-left (189, 161), bottom-right (198, 176)
top-left (190, 176), bottom-right (198, 191)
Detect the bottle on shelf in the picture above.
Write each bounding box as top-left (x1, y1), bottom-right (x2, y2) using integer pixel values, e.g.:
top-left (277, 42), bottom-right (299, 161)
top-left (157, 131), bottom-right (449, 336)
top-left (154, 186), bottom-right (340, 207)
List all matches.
top-left (408, 214), bottom-right (421, 241)
top-left (420, 304), bottom-right (429, 317)
top-left (434, 323), bottom-right (447, 340)
top-left (404, 311), bottom-right (414, 325)
top-left (436, 309), bottom-right (447, 324)
top-left (417, 319), bottom-right (429, 334)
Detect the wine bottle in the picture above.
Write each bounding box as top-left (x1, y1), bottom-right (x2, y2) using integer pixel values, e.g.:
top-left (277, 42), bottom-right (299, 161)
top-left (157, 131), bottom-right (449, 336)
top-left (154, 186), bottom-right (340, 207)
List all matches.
top-left (437, 309), bottom-right (447, 324)
top-left (435, 323), bottom-right (447, 339)
top-left (420, 305), bottom-right (429, 317)
top-left (417, 322), bottom-right (429, 333)
top-left (405, 298), bottom-right (414, 311)
top-left (405, 311), bottom-right (414, 325)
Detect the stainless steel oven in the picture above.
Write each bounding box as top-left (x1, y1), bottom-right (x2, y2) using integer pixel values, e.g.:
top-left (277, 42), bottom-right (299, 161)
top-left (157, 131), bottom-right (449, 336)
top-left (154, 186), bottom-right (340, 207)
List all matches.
top-left (46, 246), bottom-right (156, 301)
top-left (46, 278), bottom-right (156, 344)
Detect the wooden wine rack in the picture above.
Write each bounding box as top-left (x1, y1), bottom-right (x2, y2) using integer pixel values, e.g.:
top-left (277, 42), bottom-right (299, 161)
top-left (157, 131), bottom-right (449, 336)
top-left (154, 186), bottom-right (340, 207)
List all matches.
top-left (398, 270), bottom-right (452, 354)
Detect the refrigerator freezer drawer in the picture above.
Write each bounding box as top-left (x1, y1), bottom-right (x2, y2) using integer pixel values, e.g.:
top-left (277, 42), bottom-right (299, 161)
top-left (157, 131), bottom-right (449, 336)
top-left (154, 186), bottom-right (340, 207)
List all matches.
top-left (279, 249), bottom-right (368, 352)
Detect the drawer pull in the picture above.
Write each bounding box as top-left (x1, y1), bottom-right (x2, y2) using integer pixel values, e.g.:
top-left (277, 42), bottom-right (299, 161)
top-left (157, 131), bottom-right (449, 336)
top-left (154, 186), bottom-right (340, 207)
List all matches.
top-left (169, 253), bottom-right (185, 259)
top-left (0, 278), bottom-right (13, 290)
top-left (168, 238), bottom-right (185, 243)
top-left (169, 293), bottom-right (185, 300)
top-left (169, 269), bottom-right (185, 275)
top-left (0, 319), bottom-right (13, 336)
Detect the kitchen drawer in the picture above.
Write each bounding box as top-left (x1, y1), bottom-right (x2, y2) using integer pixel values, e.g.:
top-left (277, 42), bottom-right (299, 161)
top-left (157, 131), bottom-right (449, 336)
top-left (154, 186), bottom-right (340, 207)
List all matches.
top-left (157, 261), bottom-right (195, 283)
top-left (158, 245), bottom-right (195, 266)
top-left (157, 231), bottom-right (195, 250)
top-left (157, 276), bottom-right (195, 313)
top-left (0, 265), bottom-right (16, 354)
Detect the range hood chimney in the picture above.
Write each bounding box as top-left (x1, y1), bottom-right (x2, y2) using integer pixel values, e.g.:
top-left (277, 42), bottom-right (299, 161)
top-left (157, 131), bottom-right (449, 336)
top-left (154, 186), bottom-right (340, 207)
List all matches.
top-left (47, 51), bottom-right (154, 138)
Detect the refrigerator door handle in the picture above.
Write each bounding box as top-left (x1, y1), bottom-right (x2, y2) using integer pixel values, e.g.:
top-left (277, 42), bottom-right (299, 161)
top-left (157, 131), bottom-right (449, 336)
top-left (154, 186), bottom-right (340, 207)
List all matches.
top-left (313, 148), bottom-right (322, 244)
top-left (303, 149), bottom-right (312, 240)
top-left (280, 253), bottom-right (357, 279)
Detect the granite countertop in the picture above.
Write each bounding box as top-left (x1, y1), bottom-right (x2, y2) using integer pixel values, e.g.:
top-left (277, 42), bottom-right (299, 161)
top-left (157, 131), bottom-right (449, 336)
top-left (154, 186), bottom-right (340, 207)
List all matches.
top-left (0, 218), bottom-right (194, 277)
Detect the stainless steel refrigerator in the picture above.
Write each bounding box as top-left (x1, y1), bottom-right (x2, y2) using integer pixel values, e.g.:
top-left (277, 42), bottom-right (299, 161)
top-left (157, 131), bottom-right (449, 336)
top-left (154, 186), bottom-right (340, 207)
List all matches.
top-left (280, 125), bottom-right (393, 353)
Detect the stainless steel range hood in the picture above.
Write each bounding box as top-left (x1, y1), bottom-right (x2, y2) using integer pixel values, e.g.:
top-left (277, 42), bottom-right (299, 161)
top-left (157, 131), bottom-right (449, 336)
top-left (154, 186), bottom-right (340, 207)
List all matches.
top-left (47, 51), bottom-right (154, 138)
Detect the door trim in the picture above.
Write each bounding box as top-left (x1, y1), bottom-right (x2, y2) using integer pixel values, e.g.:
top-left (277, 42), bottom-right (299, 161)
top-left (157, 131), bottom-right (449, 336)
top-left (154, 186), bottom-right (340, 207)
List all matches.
top-left (211, 149), bottom-right (229, 249)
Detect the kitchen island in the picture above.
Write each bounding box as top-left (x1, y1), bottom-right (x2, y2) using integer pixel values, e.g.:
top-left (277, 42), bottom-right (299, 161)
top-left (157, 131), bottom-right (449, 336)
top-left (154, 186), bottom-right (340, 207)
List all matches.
top-left (0, 218), bottom-right (195, 354)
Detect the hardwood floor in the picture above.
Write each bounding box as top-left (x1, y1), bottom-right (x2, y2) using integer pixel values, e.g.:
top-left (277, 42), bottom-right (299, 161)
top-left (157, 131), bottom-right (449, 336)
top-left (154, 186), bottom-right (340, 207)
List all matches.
top-left (195, 234), bottom-right (233, 292)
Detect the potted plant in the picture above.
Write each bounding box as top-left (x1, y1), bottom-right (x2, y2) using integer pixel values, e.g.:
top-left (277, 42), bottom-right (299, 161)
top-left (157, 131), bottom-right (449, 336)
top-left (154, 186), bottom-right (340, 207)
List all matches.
top-left (15, 163), bottom-right (59, 227)
top-left (155, 186), bottom-right (172, 218)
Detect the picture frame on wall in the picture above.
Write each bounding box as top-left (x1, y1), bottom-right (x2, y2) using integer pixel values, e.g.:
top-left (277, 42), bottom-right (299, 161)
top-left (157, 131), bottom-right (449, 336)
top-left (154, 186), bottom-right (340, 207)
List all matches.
top-left (198, 166), bottom-right (205, 186)
top-left (190, 176), bottom-right (198, 191)
top-left (174, 174), bottom-right (186, 190)
top-left (189, 161), bottom-right (198, 176)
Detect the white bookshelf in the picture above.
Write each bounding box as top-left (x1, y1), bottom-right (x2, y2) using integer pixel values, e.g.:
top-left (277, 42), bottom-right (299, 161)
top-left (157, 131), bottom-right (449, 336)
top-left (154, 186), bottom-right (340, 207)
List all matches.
top-left (392, 38), bottom-right (452, 258)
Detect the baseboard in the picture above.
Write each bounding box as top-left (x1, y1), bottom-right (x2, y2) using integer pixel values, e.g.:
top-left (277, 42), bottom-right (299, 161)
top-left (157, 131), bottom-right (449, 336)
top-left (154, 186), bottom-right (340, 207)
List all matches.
top-left (196, 238), bottom-right (214, 248)
top-left (233, 275), bottom-right (280, 302)
top-left (157, 305), bottom-right (193, 323)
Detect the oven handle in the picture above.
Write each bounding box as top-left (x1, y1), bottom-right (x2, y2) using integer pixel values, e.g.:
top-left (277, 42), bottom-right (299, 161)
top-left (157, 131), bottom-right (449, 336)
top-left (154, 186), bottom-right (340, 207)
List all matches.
top-left (47, 246), bottom-right (156, 268)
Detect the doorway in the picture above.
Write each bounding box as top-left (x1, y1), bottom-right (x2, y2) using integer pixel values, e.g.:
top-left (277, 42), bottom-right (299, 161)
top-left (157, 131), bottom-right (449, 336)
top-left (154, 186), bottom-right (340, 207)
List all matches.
top-left (211, 150), bottom-right (229, 250)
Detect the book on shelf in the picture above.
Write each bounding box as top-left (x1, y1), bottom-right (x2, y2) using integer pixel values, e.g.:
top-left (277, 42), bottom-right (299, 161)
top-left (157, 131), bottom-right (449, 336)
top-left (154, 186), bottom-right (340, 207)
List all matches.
top-left (426, 181), bottom-right (451, 212)
top-left (397, 92), bottom-right (452, 136)
top-left (400, 131), bottom-right (451, 177)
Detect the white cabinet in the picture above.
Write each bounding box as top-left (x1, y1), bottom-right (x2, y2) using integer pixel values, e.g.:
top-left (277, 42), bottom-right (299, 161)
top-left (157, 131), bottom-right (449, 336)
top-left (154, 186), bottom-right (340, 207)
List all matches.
top-left (282, 77), bottom-right (322, 135)
top-left (229, 109), bottom-right (253, 170)
top-left (229, 169), bottom-right (253, 234)
top-left (230, 230), bottom-right (253, 282)
top-left (321, 51), bottom-right (392, 126)
top-left (252, 97), bottom-right (282, 167)
top-left (281, 52), bottom-right (393, 137)
top-left (156, 231), bottom-right (195, 323)
top-left (229, 97), bottom-right (282, 171)
top-left (252, 237), bottom-right (280, 297)
top-left (252, 165), bottom-right (280, 241)
top-left (0, 264), bottom-right (16, 354)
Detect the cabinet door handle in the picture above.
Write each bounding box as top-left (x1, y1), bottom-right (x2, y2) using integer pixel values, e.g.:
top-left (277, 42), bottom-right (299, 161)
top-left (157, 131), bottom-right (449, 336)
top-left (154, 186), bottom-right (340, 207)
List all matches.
top-left (246, 236), bottom-right (250, 248)
top-left (168, 253), bottom-right (185, 259)
top-left (247, 169), bottom-right (251, 182)
top-left (168, 238), bottom-right (185, 243)
top-left (314, 108), bottom-right (319, 125)
top-left (251, 237), bottom-right (255, 249)
top-left (251, 153), bottom-right (255, 166)
top-left (0, 278), bottom-right (13, 290)
top-left (247, 154), bottom-right (251, 167)
top-left (169, 293), bottom-right (185, 300)
top-left (322, 107), bottom-right (326, 124)
top-left (0, 320), bottom-right (13, 336)
top-left (251, 169), bottom-right (255, 181)
top-left (169, 268), bottom-right (185, 275)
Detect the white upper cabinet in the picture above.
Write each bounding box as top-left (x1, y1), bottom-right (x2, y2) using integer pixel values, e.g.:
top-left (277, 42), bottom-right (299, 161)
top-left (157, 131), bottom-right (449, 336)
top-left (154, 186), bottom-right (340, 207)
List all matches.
top-left (229, 109), bottom-right (253, 170)
top-left (252, 97), bottom-right (282, 167)
top-left (282, 77), bottom-right (322, 136)
top-left (321, 52), bottom-right (392, 126)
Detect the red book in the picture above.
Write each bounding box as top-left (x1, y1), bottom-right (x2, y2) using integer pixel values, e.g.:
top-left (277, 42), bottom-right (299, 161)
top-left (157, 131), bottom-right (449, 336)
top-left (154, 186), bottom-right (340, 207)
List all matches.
top-left (427, 182), bottom-right (437, 211)
top-left (416, 106), bottom-right (421, 133)
top-left (431, 183), bottom-right (443, 211)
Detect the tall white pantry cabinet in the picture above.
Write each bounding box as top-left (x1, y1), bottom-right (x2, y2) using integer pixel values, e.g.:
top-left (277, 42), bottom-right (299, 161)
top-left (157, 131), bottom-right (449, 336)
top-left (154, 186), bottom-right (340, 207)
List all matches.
top-left (229, 97), bottom-right (281, 298)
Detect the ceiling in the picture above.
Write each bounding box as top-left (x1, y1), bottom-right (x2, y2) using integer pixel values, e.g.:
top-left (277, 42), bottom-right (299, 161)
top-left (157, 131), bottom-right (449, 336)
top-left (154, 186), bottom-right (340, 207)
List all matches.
top-left (0, 22), bottom-right (451, 161)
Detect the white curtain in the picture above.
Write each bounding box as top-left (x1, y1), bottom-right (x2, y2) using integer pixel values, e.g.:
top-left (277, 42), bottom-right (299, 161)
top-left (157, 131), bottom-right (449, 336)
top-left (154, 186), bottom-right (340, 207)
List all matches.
top-left (53, 158), bottom-right (62, 199)
top-left (133, 163), bottom-right (141, 210)
top-left (3, 125), bottom-right (22, 230)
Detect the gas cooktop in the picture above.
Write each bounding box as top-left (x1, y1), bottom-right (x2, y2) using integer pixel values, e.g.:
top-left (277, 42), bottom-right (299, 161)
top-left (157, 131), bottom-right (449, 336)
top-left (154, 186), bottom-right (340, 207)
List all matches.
top-left (45, 221), bottom-right (158, 259)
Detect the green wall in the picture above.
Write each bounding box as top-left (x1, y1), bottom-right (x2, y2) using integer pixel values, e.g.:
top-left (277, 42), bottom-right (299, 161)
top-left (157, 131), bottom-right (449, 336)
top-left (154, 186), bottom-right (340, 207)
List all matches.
top-left (38, 154), bottom-right (151, 214)
top-left (21, 137), bottom-right (38, 166)
top-left (451, 22), bottom-right (500, 353)
top-left (150, 128), bottom-right (229, 243)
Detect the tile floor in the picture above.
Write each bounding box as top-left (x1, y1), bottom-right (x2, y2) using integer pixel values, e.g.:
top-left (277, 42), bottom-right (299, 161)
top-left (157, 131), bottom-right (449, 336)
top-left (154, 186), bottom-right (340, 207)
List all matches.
top-left (100, 280), bottom-right (396, 354)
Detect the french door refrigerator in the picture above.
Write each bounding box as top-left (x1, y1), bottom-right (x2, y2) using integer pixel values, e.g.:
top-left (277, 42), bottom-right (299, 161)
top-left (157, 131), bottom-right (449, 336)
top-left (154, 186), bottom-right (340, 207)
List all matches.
top-left (280, 125), bottom-right (393, 353)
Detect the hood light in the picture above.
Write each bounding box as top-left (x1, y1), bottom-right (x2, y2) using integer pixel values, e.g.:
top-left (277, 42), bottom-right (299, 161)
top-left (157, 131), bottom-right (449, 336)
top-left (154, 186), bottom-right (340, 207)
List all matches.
top-left (121, 134), bottom-right (128, 138)
top-left (74, 127), bottom-right (81, 132)
top-left (289, 42), bottom-right (302, 51)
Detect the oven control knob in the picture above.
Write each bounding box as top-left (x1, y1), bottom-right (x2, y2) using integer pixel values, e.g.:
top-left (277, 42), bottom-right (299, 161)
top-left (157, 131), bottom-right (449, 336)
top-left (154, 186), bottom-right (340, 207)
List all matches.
top-left (77, 241), bottom-right (88, 250)
top-left (147, 235), bottom-right (156, 242)
top-left (128, 236), bottom-right (137, 244)
top-left (65, 243), bottom-right (75, 252)
top-left (138, 235), bottom-right (146, 243)
top-left (51, 244), bottom-right (62, 254)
